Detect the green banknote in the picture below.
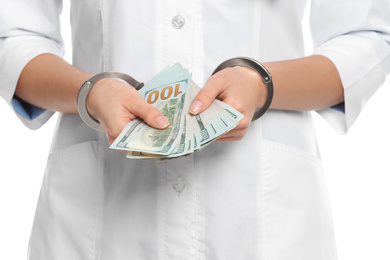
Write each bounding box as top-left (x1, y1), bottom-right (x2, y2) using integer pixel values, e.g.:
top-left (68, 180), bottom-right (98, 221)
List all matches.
top-left (111, 79), bottom-right (190, 155)
top-left (110, 63), bottom-right (244, 159)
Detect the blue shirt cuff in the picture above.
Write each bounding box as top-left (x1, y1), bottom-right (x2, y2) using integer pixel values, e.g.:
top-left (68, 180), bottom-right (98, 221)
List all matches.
top-left (331, 102), bottom-right (345, 113)
top-left (11, 96), bottom-right (46, 120)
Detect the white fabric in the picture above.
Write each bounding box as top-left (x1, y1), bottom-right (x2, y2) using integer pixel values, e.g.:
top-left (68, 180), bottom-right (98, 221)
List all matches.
top-left (0, 0), bottom-right (389, 259)
top-left (0, 0), bottom-right (63, 129)
top-left (311, 0), bottom-right (390, 133)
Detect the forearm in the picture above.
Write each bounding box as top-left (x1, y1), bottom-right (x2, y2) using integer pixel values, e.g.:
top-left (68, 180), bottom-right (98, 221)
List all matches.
top-left (15, 53), bottom-right (92, 114)
top-left (265, 55), bottom-right (344, 111)
top-left (16, 54), bottom-right (343, 115)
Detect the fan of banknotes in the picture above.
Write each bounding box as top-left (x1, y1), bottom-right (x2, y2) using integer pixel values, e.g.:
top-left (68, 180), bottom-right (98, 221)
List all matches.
top-left (110, 63), bottom-right (244, 159)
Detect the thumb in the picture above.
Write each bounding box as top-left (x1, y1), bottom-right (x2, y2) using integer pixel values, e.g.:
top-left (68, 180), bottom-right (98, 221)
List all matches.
top-left (189, 80), bottom-right (222, 114)
top-left (132, 99), bottom-right (170, 129)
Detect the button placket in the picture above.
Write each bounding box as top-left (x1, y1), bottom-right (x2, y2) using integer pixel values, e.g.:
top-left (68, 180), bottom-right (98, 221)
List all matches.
top-left (164, 154), bottom-right (196, 258)
top-left (162, 4), bottom-right (193, 66)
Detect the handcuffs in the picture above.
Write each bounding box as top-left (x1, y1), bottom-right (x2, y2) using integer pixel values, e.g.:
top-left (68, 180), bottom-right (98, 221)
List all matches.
top-left (77, 57), bottom-right (274, 132)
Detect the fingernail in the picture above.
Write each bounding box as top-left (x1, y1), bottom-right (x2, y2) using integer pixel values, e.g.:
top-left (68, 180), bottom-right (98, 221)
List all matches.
top-left (155, 116), bottom-right (169, 128)
top-left (189, 100), bottom-right (203, 114)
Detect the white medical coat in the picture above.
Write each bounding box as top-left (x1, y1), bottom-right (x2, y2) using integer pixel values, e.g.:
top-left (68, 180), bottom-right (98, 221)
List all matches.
top-left (1, 0), bottom-right (390, 259)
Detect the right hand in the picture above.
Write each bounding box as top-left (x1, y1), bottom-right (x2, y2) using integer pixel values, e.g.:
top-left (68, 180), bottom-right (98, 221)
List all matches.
top-left (85, 78), bottom-right (169, 144)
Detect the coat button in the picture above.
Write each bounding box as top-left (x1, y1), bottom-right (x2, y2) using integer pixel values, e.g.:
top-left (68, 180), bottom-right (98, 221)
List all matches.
top-left (172, 14), bottom-right (185, 29)
top-left (173, 177), bottom-right (186, 193)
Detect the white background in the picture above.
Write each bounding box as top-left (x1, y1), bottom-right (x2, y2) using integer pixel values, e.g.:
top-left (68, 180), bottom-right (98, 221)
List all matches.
top-left (1, 1), bottom-right (389, 259)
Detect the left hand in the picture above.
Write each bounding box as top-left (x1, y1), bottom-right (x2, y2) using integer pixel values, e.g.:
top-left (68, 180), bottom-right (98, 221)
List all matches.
top-left (189, 66), bottom-right (266, 142)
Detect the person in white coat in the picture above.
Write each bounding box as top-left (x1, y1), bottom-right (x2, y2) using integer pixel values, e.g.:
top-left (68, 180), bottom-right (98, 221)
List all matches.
top-left (1, 0), bottom-right (389, 259)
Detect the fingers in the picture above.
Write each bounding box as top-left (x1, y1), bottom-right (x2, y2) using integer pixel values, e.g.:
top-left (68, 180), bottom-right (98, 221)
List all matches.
top-left (189, 71), bottom-right (228, 114)
top-left (104, 99), bottom-right (169, 145)
top-left (94, 66), bottom-right (260, 146)
top-left (129, 97), bottom-right (169, 129)
top-left (189, 67), bottom-right (260, 144)
top-left (87, 79), bottom-right (170, 144)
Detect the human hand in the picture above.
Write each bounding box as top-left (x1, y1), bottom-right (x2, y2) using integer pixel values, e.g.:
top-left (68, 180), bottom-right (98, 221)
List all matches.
top-left (189, 67), bottom-right (266, 142)
top-left (86, 78), bottom-right (169, 144)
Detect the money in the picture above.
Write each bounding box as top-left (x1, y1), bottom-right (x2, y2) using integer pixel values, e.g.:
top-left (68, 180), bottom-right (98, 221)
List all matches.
top-left (110, 64), bottom-right (244, 159)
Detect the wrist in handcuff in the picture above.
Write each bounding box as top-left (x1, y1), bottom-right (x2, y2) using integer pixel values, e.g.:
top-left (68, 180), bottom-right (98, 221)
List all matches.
top-left (212, 57), bottom-right (274, 121)
top-left (233, 66), bottom-right (268, 108)
top-left (77, 72), bottom-right (143, 132)
top-left (84, 77), bottom-right (113, 117)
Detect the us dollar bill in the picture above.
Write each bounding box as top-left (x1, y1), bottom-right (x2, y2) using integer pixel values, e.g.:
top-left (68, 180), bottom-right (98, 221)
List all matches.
top-left (110, 63), bottom-right (244, 159)
top-left (111, 78), bottom-right (190, 155)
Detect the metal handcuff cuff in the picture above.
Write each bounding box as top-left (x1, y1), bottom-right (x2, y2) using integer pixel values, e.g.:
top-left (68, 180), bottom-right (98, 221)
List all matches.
top-left (77, 57), bottom-right (273, 132)
top-left (77, 72), bottom-right (144, 132)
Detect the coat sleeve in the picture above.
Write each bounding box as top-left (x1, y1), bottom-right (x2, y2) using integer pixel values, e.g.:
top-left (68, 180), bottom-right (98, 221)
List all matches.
top-left (0, 0), bottom-right (64, 130)
top-left (310, 0), bottom-right (390, 134)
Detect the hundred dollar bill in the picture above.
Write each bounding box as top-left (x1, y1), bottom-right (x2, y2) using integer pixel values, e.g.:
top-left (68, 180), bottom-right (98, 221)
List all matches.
top-left (112, 63), bottom-right (244, 159)
top-left (162, 83), bottom-right (192, 158)
top-left (111, 73), bottom-right (191, 155)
